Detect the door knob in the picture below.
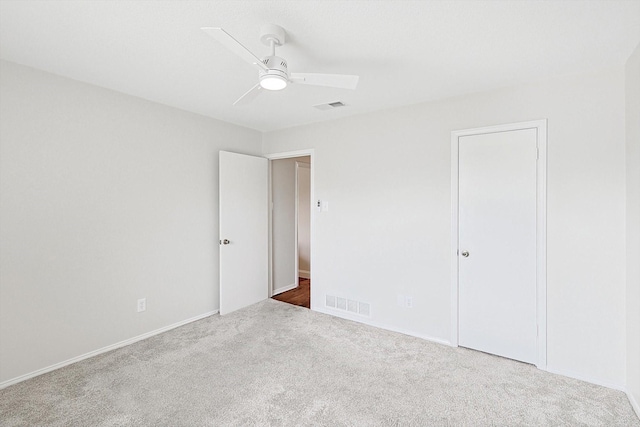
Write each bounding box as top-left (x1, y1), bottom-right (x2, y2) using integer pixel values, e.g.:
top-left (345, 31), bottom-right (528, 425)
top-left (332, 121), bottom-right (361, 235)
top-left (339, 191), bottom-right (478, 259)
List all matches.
top-left (220, 239), bottom-right (230, 245)
top-left (461, 250), bottom-right (469, 257)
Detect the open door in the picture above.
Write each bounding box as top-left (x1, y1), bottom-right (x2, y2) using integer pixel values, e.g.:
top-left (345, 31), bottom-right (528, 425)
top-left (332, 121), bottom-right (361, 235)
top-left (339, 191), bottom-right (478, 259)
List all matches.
top-left (219, 151), bottom-right (268, 315)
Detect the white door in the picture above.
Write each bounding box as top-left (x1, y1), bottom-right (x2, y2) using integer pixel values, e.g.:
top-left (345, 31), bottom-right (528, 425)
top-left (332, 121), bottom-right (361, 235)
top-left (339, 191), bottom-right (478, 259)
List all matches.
top-left (458, 128), bottom-right (537, 364)
top-left (219, 151), bottom-right (269, 315)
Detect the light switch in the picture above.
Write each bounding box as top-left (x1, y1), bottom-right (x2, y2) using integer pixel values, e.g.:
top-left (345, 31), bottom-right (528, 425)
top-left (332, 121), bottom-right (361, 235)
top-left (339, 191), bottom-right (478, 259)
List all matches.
top-left (322, 201), bottom-right (329, 212)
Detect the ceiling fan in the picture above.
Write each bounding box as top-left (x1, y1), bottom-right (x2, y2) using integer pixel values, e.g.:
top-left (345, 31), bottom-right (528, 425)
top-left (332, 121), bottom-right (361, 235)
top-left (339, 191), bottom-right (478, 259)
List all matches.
top-left (201, 24), bottom-right (360, 106)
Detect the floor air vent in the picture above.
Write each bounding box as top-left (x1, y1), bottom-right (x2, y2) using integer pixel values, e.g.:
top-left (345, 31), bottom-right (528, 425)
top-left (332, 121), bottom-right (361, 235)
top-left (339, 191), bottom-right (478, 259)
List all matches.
top-left (325, 294), bottom-right (370, 317)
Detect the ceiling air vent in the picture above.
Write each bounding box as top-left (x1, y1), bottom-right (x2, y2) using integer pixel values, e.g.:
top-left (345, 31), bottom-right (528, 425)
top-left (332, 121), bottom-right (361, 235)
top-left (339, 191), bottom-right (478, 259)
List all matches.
top-left (313, 101), bottom-right (346, 111)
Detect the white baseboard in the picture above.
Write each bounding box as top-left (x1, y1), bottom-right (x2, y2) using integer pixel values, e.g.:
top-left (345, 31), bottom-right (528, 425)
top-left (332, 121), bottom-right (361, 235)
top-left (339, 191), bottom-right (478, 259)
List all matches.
top-left (628, 390), bottom-right (640, 419)
top-left (299, 270), bottom-right (310, 279)
top-left (313, 306), bottom-right (451, 347)
top-left (0, 310), bottom-right (218, 390)
top-left (545, 366), bottom-right (625, 392)
top-left (273, 283), bottom-right (298, 296)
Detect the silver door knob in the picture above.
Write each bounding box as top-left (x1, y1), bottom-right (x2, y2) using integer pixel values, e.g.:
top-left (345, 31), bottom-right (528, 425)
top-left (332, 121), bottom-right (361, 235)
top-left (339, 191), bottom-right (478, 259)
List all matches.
top-left (220, 239), bottom-right (230, 245)
top-left (461, 250), bottom-right (469, 257)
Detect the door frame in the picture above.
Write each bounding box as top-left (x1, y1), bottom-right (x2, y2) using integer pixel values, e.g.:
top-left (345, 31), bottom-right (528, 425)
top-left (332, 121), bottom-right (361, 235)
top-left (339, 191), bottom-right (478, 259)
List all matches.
top-left (450, 120), bottom-right (547, 369)
top-left (264, 149), bottom-right (314, 302)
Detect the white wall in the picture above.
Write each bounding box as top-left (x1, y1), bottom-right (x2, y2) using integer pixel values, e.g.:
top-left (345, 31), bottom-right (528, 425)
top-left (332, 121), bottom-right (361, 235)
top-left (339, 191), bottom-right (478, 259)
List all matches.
top-left (0, 57), bottom-right (632, 394)
top-left (271, 158), bottom-right (298, 293)
top-left (626, 43), bottom-right (640, 415)
top-left (0, 60), bottom-right (262, 384)
top-left (297, 162), bottom-right (311, 276)
top-left (263, 68), bottom-right (627, 388)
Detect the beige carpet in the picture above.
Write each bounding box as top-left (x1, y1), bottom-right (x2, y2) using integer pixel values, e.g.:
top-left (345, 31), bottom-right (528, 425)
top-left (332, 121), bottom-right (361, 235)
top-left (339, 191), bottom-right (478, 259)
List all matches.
top-left (1, 299), bottom-right (638, 426)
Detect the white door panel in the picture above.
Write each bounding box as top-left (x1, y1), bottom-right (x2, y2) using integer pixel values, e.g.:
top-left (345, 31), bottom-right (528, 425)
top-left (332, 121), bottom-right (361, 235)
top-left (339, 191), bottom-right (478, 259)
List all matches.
top-left (219, 151), bottom-right (268, 315)
top-left (458, 129), bottom-right (537, 364)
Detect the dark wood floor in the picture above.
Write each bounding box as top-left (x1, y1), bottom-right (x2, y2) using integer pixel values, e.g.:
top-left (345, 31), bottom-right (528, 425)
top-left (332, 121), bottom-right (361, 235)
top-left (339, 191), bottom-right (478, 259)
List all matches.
top-left (272, 277), bottom-right (310, 308)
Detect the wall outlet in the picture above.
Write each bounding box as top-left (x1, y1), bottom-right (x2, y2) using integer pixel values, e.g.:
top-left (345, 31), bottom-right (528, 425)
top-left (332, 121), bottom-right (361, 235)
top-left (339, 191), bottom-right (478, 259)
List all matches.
top-left (397, 294), bottom-right (413, 308)
top-left (137, 298), bottom-right (146, 312)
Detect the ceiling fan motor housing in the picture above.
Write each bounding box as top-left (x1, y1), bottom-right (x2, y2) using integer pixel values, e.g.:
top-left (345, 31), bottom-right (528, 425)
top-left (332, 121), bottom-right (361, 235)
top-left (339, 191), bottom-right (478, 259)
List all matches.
top-left (259, 55), bottom-right (289, 79)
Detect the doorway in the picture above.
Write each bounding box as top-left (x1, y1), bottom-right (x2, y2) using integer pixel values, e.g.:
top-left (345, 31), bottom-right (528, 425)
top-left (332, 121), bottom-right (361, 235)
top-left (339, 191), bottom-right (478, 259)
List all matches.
top-left (218, 150), bottom-right (313, 316)
top-left (451, 120), bottom-right (547, 368)
top-left (270, 155), bottom-right (312, 309)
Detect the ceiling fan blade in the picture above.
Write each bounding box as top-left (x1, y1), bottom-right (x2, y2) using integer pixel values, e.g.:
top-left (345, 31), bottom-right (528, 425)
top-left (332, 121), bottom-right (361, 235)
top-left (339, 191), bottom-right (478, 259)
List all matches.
top-left (290, 73), bottom-right (359, 90)
top-left (233, 83), bottom-right (262, 106)
top-left (201, 27), bottom-right (268, 71)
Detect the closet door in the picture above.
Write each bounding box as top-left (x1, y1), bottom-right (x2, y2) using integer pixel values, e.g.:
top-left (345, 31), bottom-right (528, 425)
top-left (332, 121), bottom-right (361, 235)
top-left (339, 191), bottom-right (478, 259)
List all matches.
top-left (458, 128), bottom-right (537, 364)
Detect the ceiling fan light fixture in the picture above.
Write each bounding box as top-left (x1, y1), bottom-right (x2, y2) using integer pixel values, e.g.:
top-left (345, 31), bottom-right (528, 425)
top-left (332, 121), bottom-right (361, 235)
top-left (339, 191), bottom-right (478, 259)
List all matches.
top-left (259, 74), bottom-right (287, 90)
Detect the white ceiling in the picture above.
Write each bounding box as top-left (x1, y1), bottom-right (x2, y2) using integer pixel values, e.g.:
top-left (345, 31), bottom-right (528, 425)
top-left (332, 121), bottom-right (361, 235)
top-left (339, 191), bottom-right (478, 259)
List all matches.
top-left (1, 1), bottom-right (639, 132)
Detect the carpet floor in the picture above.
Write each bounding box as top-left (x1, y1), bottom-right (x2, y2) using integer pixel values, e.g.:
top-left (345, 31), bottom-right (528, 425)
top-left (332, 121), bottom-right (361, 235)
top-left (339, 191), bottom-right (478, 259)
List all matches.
top-left (1, 299), bottom-right (638, 426)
